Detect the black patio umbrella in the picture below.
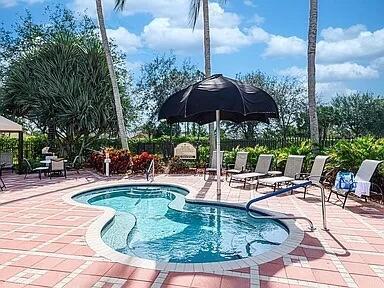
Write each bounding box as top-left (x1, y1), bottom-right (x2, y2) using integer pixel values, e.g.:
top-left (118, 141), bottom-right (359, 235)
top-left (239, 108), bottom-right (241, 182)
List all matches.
top-left (158, 74), bottom-right (279, 195)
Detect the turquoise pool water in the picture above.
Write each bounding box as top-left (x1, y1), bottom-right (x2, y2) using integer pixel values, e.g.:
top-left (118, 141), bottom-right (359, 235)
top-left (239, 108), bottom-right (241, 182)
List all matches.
top-left (74, 185), bottom-right (288, 263)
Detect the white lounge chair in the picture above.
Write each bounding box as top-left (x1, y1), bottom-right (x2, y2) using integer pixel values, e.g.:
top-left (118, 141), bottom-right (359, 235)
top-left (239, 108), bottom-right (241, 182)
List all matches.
top-left (204, 151), bottom-right (224, 180)
top-left (291, 155), bottom-right (329, 198)
top-left (256, 155), bottom-right (305, 191)
top-left (225, 151), bottom-right (248, 180)
top-left (230, 154), bottom-right (273, 187)
top-left (328, 159), bottom-right (382, 208)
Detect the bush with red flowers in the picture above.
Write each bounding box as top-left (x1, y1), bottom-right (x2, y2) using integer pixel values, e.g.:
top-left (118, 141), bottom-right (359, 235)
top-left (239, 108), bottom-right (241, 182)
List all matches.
top-left (88, 148), bottom-right (132, 174)
top-left (132, 151), bottom-right (163, 174)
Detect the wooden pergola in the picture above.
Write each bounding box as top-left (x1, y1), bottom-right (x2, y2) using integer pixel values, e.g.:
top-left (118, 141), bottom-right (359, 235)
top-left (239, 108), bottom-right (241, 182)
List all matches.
top-left (0, 116), bottom-right (23, 172)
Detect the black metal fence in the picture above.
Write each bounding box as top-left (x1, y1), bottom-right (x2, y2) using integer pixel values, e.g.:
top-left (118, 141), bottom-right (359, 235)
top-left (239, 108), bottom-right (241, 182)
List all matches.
top-left (131, 136), bottom-right (356, 158)
top-left (0, 135), bottom-right (357, 163)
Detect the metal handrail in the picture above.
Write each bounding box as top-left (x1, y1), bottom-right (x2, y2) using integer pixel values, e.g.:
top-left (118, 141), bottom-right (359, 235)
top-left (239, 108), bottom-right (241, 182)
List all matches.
top-left (145, 159), bottom-right (155, 182)
top-left (245, 182), bottom-right (326, 232)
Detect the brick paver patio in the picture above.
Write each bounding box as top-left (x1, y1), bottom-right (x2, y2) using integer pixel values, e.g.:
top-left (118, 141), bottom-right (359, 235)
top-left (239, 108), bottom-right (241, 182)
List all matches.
top-left (0, 170), bottom-right (383, 287)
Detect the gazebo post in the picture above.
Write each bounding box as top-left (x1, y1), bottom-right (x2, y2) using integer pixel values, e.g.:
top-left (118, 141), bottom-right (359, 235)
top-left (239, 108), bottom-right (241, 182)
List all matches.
top-left (18, 131), bottom-right (23, 174)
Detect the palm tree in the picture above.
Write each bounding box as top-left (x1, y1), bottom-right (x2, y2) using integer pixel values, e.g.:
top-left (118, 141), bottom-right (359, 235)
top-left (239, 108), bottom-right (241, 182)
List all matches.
top-left (189, 0), bottom-right (215, 156)
top-left (307, 0), bottom-right (320, 145)
top-left (96, 0), bottom-right (128, 149)
top-left (3, 33), bottom-right (121, 158)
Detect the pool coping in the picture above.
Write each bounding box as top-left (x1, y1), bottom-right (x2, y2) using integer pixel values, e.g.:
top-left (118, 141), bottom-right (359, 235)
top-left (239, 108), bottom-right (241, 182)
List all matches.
top-left (63, 180), bottom-right (304, 272)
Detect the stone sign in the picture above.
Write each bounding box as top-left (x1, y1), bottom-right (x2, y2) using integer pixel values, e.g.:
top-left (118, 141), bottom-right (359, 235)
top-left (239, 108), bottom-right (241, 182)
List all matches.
top-left (174, 142), bottom-right (196, 160)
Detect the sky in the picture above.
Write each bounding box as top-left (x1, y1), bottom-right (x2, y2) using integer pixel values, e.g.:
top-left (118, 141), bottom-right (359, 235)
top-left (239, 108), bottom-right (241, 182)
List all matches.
top-left (1, 0), bottom-right (383, 101)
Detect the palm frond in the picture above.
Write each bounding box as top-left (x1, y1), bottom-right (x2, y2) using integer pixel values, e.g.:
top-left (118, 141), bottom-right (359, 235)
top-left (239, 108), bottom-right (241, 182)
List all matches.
top-left (114, 0), bottom-right (126, 11)
top-left (189, 0), bottom-right (202, 30)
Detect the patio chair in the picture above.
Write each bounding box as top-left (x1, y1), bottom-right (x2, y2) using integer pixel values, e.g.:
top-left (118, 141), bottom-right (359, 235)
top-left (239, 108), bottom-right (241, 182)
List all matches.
top-left (66, 155), bottom-right (80, 174)
top-left (24, 158), bottom-right (49, 180)
top-left (49, 159), bottom-right (66, 179)
top-left (256, 155), bottom-right (305, 191)
top-left (0, 163), bottom-right (5, 190)
top-left (44, 155), bottom-right (58, 167)
top-left (204, 151), bottom-right (224, 180)
top-left (291, 155), bottom-right (329, 198)
top-left (225, 151), bottom-right (249, 180)
top-left (0, 151), bottom-right (14, 173)
top-left (229, 154), bottom-right (273, 187)
top-left (327, 160), bottom-right (383, 208)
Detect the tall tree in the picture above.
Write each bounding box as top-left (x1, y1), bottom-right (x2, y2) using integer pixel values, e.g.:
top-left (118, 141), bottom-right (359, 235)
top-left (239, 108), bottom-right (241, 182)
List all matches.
top-left (135, 54), bottom-right (203, 135)
top-left (96, 0), bottom-right (128, 149)
top-left (332, 93), bottom-right (384, 137)
top-left (2, 33), bottom-right (124, 158)
top-left (236, 71), bottom-right (306, 139)
top-left (189, 0), bottom-right (215, 156)
top-left (307, 0), bottom-right (320, 144)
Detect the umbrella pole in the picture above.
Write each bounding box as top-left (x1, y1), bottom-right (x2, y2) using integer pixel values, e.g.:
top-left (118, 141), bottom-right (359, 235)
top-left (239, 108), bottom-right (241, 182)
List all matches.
top-left (216, 110), bottom-right (221, 196)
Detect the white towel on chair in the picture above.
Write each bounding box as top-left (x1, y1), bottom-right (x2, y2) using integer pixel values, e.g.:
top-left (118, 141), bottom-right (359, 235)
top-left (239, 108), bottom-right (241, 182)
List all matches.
top-left (355, 181), bottom-right (371, 197)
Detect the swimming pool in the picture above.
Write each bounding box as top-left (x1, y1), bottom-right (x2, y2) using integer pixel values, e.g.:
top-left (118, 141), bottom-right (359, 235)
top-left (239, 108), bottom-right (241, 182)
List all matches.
top-left (73, 184), bottom-right (289, 263)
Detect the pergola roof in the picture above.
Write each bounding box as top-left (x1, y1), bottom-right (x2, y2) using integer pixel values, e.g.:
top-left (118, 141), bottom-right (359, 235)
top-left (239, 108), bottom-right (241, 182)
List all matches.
top-left (0, 116), bottom-right (22, 132)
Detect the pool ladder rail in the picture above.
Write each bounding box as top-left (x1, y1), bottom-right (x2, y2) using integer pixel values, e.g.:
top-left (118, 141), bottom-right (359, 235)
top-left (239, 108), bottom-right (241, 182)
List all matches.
top-left (145, 159), bottom-right (155, 182)
top-left (245, 182), bottom-right (328, 232)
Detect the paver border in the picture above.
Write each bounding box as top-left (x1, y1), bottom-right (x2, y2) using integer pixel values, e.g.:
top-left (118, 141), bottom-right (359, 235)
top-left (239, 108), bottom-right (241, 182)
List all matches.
top-left (63, 180), bottom-right (304, 272)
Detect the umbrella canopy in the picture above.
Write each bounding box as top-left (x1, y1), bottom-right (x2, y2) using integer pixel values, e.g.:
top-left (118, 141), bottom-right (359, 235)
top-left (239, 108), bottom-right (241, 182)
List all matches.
top-left (158, 74), bottom-right (279, 124)
top-left (158, 74), bottom-right (279, 196)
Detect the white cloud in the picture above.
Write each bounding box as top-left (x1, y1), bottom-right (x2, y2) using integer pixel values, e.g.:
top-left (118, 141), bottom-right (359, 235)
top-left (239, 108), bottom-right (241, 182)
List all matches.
top-left (317, 27), bottom-right (384, 63)
top-left (278, 66), bottom-right (306, 79)
top-left (316, 82), bottom-right (356, 99)
top-left (71, 0), bottom-right (113, 16)
top-left (106, 27), bottom-right (142, 53)
top-left (264, 35), bottom-right (306, 57)
top-left (320, 24), bottom-right (366, 42)
top-left (279, 62), bottom-right (379, 82)
top-left (260, 25), bottom-right (384, 63)
top-left (244, 0), bottom-right (256, 8)
top-left (249, 26), bottom-right (270, 42)
top-left (0, 0), bottom-right (43, 7)
top-left (318, 63), bottom-right (379, 81)
top-left (211, 27), bottom-right (253, 54)
top-left (370, 56), bottom-right (384, 70)
top-left (71, 0), bottom-right (240, 28)
top-left (0, 0), bottom-right (16, 7)
top-left (72, 0), bottom-right (253, 55)
top-left (252, 13), bottom-right (265, 25)
top-left (142, 18), bottom-right (202, 53)
top-left (140, 2), bottom-right (255, 55)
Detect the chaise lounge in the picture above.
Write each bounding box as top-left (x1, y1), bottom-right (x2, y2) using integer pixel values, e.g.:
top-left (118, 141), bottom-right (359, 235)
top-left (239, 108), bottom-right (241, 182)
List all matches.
top-left (229, 154), bottom-right (273, 188)
top-left (256, 155), bottom-right (305, 191)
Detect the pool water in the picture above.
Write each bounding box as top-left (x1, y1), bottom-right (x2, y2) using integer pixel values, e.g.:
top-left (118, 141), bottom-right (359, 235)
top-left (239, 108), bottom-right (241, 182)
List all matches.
top-left (74, 185), bottom-right (288, 263)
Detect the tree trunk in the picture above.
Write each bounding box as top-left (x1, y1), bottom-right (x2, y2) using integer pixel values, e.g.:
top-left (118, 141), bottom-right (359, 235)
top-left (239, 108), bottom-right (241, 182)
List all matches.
top-left (202, 0), bottom-right (215, 155)
top-left (96, 0), bottom-right (129, 150)
top-left (307, 0), bottom-right (320, 145)
top-left (47, 123), bottom-right (55, 148)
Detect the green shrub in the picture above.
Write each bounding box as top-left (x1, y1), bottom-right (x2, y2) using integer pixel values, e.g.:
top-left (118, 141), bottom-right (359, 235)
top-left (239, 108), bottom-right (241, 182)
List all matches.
top-left (273, 140), bottom-right (313, 171)
top-left (223, 146), bottom-right (241, 166)
top-left (326, 136), bottom-right (384, 175)
top-left (223, 145), bottom-right (271, 169)
top-left (168, 157), bottom-right (191, 174)
top-left (197, 145), bottom-right (209, 166)
top-left (244, 145), bottom-right (270, 168)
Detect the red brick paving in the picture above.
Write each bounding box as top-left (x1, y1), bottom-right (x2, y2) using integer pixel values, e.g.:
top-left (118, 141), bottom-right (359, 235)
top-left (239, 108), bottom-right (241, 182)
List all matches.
top-left (0, 170), bottom-right (383, 287)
